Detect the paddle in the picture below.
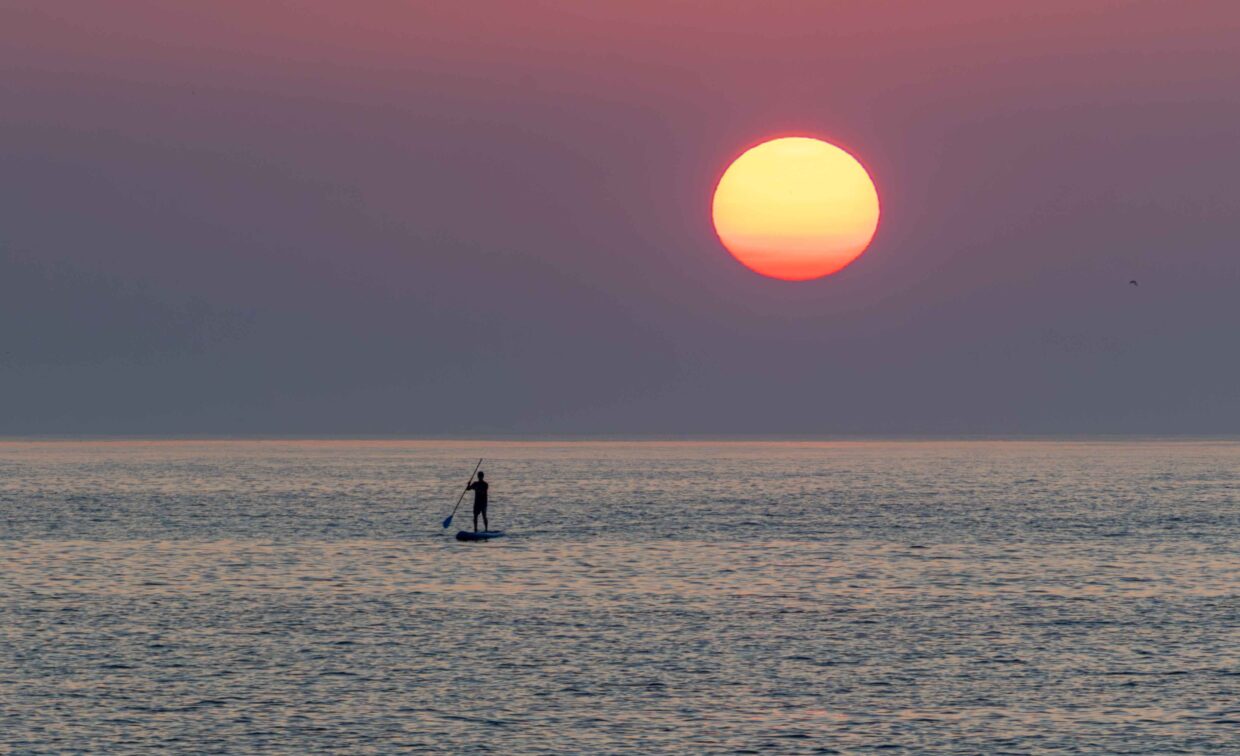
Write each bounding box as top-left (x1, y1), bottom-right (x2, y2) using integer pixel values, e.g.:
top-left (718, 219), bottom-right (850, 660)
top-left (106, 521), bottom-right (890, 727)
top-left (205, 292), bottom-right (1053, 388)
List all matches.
top-left (442, 458), bottom-right (483, 529)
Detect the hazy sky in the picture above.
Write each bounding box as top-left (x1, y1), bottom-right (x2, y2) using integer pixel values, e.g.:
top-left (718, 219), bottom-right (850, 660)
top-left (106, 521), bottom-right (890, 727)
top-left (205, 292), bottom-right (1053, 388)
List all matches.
top-left (3, 1), bottom-right (1239, 435)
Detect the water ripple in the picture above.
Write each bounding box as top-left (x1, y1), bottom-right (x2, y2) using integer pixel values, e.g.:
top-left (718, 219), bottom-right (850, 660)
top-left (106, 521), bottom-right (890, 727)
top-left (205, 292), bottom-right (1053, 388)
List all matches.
top-left (1, 440), bottom-right (1238, 753)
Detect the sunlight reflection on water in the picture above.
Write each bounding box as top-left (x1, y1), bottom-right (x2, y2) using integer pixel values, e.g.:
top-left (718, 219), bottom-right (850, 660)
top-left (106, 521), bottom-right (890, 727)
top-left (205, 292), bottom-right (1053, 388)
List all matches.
top-left (2, 440), bottom-right (1238, 752)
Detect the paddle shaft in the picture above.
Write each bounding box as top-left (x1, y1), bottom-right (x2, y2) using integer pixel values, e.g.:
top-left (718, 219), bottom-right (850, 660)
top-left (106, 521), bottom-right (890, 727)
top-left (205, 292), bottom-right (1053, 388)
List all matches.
top-left (443, 458), bottom-right (483, 528)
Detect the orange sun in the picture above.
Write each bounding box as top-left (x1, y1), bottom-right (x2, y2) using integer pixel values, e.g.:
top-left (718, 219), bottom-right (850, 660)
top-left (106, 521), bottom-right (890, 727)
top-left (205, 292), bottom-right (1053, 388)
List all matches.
top-left (712, 136), bottom-right (880, 281)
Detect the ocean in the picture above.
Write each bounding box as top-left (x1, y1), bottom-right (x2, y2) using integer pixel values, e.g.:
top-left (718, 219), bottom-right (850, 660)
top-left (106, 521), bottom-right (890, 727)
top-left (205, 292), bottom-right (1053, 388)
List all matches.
top-left (2, 440), bottom-right (1237, 753)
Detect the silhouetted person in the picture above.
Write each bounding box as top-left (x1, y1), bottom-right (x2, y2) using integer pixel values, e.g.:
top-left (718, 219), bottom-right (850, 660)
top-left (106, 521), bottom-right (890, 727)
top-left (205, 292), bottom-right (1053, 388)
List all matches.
top-left (466, 471), bottom-right (489, 532)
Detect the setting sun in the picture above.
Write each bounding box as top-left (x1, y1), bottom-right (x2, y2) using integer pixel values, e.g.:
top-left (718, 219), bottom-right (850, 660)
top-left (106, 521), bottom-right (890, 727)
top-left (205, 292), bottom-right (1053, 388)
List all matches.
top-left (712, 137), bottom-right (880, 281)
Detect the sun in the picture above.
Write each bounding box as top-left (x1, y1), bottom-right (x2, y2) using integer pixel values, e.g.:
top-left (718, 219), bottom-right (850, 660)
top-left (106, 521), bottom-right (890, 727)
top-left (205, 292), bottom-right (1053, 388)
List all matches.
top-left (712, 136), bottom-right (880, 281)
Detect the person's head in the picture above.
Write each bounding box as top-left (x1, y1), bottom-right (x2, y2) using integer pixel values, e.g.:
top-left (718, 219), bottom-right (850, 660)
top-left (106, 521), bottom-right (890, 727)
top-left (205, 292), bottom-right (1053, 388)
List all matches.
top-left (477, 471), bottom-right (485, 480)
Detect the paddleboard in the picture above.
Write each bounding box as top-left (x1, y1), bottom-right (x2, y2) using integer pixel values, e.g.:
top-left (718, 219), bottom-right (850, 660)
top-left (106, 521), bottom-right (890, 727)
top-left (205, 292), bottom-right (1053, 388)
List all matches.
top-left (455, 530), bottom-right (505, 542)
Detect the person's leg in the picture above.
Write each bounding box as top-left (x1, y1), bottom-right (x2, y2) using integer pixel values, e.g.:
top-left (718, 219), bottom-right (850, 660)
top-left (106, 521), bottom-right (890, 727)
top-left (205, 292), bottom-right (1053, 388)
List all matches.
top-left (473, 506), bottom-right (480, 532)
top-left (482, 506), bottom-right (488, 532)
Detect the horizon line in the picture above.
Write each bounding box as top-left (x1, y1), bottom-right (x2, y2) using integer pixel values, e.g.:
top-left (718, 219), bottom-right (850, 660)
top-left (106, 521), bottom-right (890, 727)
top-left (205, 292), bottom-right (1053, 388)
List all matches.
top-left (2, 433), bottom-right (1238, 444)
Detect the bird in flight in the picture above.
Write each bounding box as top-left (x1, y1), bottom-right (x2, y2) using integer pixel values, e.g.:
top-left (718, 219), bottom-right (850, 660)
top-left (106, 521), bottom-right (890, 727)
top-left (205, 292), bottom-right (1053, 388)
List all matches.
top-left (1129, 280), bottom-right (1139, 287)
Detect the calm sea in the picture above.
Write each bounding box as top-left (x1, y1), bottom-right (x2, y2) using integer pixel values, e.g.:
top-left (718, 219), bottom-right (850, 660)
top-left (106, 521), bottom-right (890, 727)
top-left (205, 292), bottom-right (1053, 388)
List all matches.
top-left (2, 440), bottom-right (1237, 753)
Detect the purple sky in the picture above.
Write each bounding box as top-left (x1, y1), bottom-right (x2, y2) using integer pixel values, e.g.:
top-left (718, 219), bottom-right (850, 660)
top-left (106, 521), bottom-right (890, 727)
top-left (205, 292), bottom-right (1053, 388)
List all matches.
top-left (3, 1), bottom-right (1239, 435)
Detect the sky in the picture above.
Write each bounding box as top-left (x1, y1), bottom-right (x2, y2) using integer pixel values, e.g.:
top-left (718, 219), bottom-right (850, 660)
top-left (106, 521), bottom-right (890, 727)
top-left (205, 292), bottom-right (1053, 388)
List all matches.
top-left (2, 1), bottom-right (1239, 436)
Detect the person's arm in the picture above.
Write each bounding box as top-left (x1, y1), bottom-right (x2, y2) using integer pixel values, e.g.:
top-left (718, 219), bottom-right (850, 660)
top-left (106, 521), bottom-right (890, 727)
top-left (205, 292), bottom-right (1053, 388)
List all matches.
top-left (466, 482), bottom-right (476, 491)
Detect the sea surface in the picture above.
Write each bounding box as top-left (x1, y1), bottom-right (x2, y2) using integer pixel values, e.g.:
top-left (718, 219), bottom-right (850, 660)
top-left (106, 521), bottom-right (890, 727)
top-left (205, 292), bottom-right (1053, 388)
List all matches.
top-left (1, 440), bottom-right (1237, 753)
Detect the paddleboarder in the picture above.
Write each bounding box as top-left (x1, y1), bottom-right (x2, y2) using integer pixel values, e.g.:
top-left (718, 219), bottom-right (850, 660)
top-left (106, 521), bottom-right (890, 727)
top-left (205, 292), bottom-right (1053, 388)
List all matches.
top-left (466, 471), bottom-right (489, 532)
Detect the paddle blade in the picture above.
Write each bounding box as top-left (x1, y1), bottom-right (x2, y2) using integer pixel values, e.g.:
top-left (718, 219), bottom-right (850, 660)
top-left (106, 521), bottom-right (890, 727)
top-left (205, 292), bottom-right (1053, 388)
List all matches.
top-left (442, 514), bottom-right (453, 529)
